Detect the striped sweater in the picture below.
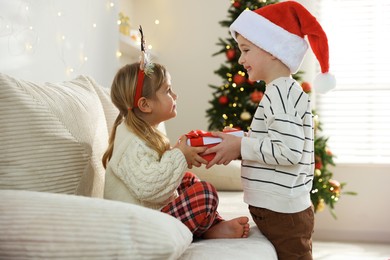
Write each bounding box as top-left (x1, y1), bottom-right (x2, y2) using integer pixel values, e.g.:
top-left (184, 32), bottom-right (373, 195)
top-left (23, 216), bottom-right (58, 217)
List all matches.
top-left (241, 77), bottom-right (314, 213)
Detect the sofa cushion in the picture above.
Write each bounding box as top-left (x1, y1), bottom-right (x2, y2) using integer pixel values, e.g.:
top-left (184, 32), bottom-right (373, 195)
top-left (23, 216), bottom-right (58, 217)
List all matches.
top-left (0, 189), bottom-right (192, 259)
top-left (0, 73), bottom-right (117, 197)
top-left (191, 160), bottom-right (243, 191)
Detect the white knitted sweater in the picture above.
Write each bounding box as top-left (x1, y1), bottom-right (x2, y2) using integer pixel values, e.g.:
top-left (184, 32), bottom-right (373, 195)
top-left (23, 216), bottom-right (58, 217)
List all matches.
top-left (104, 122), bottom-right (188, 209)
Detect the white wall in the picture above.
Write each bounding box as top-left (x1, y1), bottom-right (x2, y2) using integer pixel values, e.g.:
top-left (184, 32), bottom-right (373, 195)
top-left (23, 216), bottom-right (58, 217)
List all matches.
top-left (313, 164), bottom-right (390, 243)
top-left (122, 0), bottom-right (390, 244)
top-left (119, 0), bottom-right (230, 141)
top-left (0, 0), bottom-right (119, 88)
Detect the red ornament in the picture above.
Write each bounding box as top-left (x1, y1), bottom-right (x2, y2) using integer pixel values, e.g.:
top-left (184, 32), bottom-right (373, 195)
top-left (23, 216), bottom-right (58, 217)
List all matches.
top-left (218, 95), bottom-right (229, 105)
top-left (226, 49), bottom-right (236, 61)
top-left (233, 1), bottom-right (241, 8)
top-left (301, 81), bottom-right (312, 93)
top-left (315, 155), bottom-right (322, 169)
top-left (233, 74), bottom-right (246, 85)
top-left (315, 161), bottom-right (323, 170)
top-left (250, 90), bottom-right (264, 103)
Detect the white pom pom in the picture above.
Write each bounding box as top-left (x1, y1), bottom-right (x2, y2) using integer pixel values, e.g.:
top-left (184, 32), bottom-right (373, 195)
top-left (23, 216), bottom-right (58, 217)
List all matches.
top-left (314, 72), bottom-right (336, 94)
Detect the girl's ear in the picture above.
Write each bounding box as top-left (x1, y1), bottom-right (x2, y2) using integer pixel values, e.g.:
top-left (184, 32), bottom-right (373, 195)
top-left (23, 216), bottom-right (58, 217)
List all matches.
top-left (137, 97), bottom-right (152, 113)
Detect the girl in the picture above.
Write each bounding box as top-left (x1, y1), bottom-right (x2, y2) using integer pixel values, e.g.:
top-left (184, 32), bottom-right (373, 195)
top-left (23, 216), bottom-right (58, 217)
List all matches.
top-left (102, 61), bottom-right (250, 239)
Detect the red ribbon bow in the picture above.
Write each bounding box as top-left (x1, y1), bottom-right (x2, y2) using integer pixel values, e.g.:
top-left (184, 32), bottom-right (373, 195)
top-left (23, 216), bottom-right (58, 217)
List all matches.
top-left (185, 130), bottom-right (215, 146)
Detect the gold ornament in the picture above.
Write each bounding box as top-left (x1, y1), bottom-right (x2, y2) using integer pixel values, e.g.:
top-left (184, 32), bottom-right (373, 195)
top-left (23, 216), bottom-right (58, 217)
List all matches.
top-left (329, 179), bottom-right (341, 194)
top-left (317, 199), bottom-right (325, 212)
top-left (313, 114), bottom-right (319, 133)
top-left (240, 111), bottom-right (251, 121)
top-left (119, 12), bottom-right (130, 36)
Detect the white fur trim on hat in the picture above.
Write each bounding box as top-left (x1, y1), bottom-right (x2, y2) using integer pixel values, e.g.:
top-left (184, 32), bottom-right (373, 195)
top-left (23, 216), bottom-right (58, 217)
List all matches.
top-left (314, 72), bottom-right (336, 94)
top-left (230, 10), bottom-right (308, 74)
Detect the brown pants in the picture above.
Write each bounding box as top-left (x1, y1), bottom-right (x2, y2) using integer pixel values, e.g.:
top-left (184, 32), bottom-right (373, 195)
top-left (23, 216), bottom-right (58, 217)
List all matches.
top-left (249, 205), bottom-right (314, 260)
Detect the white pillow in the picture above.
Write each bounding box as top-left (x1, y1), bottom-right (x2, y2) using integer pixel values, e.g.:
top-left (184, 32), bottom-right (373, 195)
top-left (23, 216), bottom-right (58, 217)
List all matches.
top-left (0, 74), bottom-right (117, 197)
top-left (0, 189), bottom-right (192, 259)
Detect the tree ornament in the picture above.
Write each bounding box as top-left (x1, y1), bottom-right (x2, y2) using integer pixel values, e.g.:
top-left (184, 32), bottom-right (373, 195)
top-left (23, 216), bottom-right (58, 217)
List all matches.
top-left (313, 114), bottom-right (320, 132)
top-left (314, 169), bottom-right (322, 177)
top-left (226, 48), bottom-right (236, 61)
top-left (329, 179), bottom-right (341, 194)
top-left (233, 1), bottom-right (241, 8)
top-left (240, 111), bottom-right (252, 121)
top-left (250, 90), bottom-right (264, 103)
top-left (315, 161), bottom-right (322, 170)
top-left (233, 73), bottom-right (246, 85)
top-left (301, 81), bottom-right (312, 93)
top-left (118, 12), bottom-right (130, 36)
top-left (218, 95), bottom-right (229, 105)
top-left (317, 199), bottom-right (325, 212)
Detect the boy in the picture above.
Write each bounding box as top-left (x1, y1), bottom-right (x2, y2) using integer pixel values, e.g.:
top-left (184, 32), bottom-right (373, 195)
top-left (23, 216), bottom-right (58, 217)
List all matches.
top-left (204, 1), bottom-right (335, 259)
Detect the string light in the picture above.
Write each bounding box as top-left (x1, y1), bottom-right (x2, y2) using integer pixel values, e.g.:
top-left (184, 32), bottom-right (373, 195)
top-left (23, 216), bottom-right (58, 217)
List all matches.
top-left (66, 67), bottom-right (74, 75)
top-left (4, 0), bottom-right (120, 77)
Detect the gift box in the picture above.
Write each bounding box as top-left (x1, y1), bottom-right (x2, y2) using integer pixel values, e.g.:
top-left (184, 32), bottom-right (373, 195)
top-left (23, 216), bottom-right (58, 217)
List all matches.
top-left (185, 129), bottom-right (244, 162)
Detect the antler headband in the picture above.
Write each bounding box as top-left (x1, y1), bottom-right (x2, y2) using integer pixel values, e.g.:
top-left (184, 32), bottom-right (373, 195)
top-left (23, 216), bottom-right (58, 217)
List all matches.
top-left (132, 25), bottom-right (154, 109)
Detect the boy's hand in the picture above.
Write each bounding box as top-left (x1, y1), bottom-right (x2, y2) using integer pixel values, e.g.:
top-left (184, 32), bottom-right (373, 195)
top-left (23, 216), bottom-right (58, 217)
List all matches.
top-left (174, 135), bottom-right (208, 169)
top-left (203, 131), bottom-right (242, 169)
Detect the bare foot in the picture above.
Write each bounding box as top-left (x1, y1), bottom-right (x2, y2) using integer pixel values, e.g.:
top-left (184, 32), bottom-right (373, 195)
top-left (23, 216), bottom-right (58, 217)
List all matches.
top-left (203, 216), bottom-right (250, 239)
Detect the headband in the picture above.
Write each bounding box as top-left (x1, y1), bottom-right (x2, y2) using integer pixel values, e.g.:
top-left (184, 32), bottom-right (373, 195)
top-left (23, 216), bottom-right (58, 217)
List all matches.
top-left (131, 25), bottom-right (154, 109)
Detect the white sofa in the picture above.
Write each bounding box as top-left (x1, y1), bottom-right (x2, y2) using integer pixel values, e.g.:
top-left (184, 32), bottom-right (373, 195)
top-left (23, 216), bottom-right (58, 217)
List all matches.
top-left (0, 73), bottom-right (277, 260)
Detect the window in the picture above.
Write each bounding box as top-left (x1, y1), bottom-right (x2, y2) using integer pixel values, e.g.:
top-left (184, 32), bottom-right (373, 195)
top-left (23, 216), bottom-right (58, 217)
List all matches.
top-left (316, 0), bottom-right (390, 164)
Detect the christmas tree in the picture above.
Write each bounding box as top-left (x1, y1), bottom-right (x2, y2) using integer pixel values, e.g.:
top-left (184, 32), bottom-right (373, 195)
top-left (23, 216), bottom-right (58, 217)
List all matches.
top-left (206, 0), bottom-right (355, 217)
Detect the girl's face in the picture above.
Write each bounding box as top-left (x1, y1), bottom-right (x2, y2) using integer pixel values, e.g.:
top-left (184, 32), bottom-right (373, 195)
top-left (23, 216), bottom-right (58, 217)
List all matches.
top-left (237, 34), bottom-right (273, 83)
top-left (149, 72), bottom-right (177, 125)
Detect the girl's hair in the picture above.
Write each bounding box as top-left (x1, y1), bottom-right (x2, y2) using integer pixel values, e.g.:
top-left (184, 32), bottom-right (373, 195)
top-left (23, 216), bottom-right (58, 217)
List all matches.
top-left (102, 62), bottom-right (170, 169)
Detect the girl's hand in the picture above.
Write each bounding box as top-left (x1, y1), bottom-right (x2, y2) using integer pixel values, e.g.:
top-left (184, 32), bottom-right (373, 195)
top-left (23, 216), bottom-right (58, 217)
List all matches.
top-left (174, 135), bottom-right (208, 169)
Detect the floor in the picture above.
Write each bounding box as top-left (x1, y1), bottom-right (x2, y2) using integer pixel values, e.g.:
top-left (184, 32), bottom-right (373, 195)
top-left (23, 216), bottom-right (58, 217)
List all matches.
top-left (217, 191), bottom-right (390, 260)
top-left (313, 240), bottom-right (390, 260)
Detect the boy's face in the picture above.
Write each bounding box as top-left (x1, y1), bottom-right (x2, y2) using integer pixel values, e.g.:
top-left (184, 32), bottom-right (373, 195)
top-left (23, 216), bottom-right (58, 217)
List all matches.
top-left (237, 34), bottom-right (273, 83)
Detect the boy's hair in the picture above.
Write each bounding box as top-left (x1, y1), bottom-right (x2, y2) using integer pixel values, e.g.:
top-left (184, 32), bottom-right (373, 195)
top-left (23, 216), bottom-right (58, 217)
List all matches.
top-left (102, 62), bottom-right (170, 168)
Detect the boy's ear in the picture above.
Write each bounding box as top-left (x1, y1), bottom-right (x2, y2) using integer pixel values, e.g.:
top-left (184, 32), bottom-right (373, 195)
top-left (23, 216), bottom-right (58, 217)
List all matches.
top-left (137, 97), bottom-right (152, 113)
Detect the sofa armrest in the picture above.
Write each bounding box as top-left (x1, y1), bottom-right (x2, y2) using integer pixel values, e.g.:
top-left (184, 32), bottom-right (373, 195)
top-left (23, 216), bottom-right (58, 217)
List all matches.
top-left (0, 190), bottom-right (192, 259)
top-left (190, 160), bottom-right (243, 191)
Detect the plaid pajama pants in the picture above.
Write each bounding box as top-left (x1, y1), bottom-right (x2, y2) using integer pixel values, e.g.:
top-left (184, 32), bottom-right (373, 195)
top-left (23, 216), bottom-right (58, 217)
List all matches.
top-left (160, 171), bottom-right (224, 238)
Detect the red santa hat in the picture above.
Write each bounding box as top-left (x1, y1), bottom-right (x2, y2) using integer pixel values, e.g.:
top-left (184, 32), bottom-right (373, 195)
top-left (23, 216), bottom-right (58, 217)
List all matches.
top-left (230, 1), bottom-right (336, 93)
